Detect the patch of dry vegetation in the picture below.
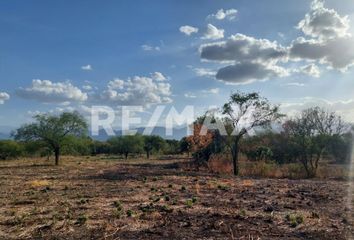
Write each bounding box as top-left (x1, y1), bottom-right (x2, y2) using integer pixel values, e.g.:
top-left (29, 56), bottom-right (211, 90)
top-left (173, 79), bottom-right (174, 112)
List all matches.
top-left (0, 156), bottom-right (353, 239)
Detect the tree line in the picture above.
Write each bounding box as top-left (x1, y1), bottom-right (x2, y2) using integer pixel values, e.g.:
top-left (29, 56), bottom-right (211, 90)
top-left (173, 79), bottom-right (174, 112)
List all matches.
top-left (1, 91), bottom-right (352, 178)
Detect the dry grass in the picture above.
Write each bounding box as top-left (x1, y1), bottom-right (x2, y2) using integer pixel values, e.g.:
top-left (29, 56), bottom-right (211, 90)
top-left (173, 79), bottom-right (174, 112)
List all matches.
top-left (0, 156), bottom-right (352, 239)
top-left (28, 180), bottom-right (51, 188)
top-left (207, 153), bottom-right (349, 180)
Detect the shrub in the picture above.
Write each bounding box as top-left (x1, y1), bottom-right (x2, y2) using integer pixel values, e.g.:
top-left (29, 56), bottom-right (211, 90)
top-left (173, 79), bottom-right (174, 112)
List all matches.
top-left (0, 140), bottom-right (23, 160)
top-left (285, 213), bottom-right (304, 228)
top-left (75, 215), bottom-right (88, 225)
top-left (185, 199), bottom-right (193, 208)
top-left (207, 153), bottom-right (233, 174)
top-left (240, 161), bottom-right (280, 178)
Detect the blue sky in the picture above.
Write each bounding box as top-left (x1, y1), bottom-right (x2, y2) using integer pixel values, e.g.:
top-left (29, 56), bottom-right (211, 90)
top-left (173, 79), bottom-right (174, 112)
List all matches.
top-left (1, 0), bottom-right (354, 129)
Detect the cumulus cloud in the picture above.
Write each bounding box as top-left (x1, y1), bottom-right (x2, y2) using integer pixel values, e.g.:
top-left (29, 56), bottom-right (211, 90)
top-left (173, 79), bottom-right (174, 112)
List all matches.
top-left (141, 44), bottom-right (160, 51)
top-left (0, 92), bottom-right (10, 104)
top-left (17, 80), bottom-right (88, 103)
top-left (289, 37), bottom-right (354, 70)
top-left (208, 9), bottom-right (238, 21)
top-left (289, 0), bottom-right (354, 71)
top-left (297, 0), bottom-right (350, 40)
top-left (100, 75), bottom-right (172, 106)
top-left (202, 24), bottom-right (224, 40)
top-left (81, 65), bottom-right (92, 71)
top-left (151, 72), bottom-right (167, 81)
top-left (179, 25), bottom-right (199, 36)
top-left (197, 0), bottom-right (354, 84)
top-left (200, 34), bottom-right (288, 83)
top-left (216, 62), bottom-right (289, 84)
top-left (200, 34), bottom-right (287, 63)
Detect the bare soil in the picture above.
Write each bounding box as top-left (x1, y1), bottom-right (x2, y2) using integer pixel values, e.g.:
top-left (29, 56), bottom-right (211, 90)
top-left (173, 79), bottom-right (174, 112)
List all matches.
top-left (0, 156), bottom-right (353, 239)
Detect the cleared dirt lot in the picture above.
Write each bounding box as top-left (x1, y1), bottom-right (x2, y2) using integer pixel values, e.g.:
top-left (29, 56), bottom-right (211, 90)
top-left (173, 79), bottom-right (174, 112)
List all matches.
top-left (0, 157), bottom-right (353, 239)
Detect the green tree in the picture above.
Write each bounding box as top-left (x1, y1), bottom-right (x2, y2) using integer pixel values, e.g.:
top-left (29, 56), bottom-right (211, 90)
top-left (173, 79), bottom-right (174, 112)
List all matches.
top-left (284, 107), bottom-right (347, 177)
top-left (108, 135), bottom-right (144, 159)
top-left (222, 92), bottom-right (283, 175)
top-left (13, 112), bottom-right (88, 165)
top-left (62, 136), bottom-right (94, 156)
top-left (143, 135), bottom-right (165, 159)
top-left (164, 139), bottom-right (180, 155)
top-left (179, 137), bottom-right (191, 156)
top-left (0, 140), bottom-right (23, 160)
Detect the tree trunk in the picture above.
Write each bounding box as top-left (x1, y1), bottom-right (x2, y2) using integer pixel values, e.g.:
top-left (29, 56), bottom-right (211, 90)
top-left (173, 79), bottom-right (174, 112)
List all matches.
top-left (146, 151), bottom-right (150, 159)
top-left (125, 152), bottom-right (128, 159)
top-left (232, 139), bottom-right (240, 176)
top-left (54, 148), bottom-right (60, 166)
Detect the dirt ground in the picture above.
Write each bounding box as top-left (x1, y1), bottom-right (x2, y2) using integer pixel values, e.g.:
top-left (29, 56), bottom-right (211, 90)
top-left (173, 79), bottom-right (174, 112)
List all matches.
top-left (0, 156), bottom-right (353, 240)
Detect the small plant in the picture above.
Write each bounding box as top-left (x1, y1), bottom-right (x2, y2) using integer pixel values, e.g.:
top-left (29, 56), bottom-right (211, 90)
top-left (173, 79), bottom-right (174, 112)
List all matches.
top-left (150, 187), bottom-right (157, 192)
top-left (153, 197), bottom-right (161, 203)
top-left (286, 213), bottom-right (304, 228)
top-left (217, 184), bottom-right (230, 191)
top-left (185, 199), bottom-right (193, 208)
top-left (192, 196), bottom-right (197, 203)
top-left (139, 204), bottom-right (155, 213)
top-left (126, 209), bottom-right (134, 217)
top-left (164, 195), bottom-right (170, 201)
top-left (75, 214), bottom-right (87, 225)
top-left (78, 198), bottom-right (89, 205)
top-left (161, 205), bottom-right (173, 213)
top-left (239, 209), bottom-right (246, 217)
top-left (152, 177), bottom-right (158, 181)
top-left (112, 200), bottom-right (124, 218)
top-left (181, 186), bottom-right (186, 191)
top-left (311, 211), bottom-right (319, 218)
top-left (113, 200), bottom-right (122, 209)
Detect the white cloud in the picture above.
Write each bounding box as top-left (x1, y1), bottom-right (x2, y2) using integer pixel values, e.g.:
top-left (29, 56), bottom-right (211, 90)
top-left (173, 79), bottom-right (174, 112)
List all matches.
top-left (184, 93), bottom-right (197, 98)
top-left (200, 34), bottom-right (287, 63)
top-left (289, 36), bottom-right (354, 70)
top-left (208, 9), bottom-right (238, 21)
top-left (297, 0), bottom-right (351, 40)
top-left (82, 85), bottom-right (93, 91)
top-left (289, 0), bottom-right (354, 71)
top-left (151, 72), bottom-right (167, 81)
top-left (200, 34), bottom-right (288, 84)
top-left (202, 24), bottom-right (224, 40)
top-left (197, 0), bottom-right (354, 84)
top-left (141, 44), bottom-right (160, 51)
top-left (0, 92), bottom-right (10, 104)
top-left (192, 67), bottom-right (216, 77)
top-left (17, 80), bottom-right (88, 103)
top-left (201, 88), bottom-right (220, 94)
top-left (100, 75), bottom-right (172, 106)
top-left (179, 25), bottom-right (199, 36)
top-left (282, 82), bottom-right (306, 87)
top-left (81, 65), bottom-right (92, 71)
top-left (300, 63), bottom-right (321, 77)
